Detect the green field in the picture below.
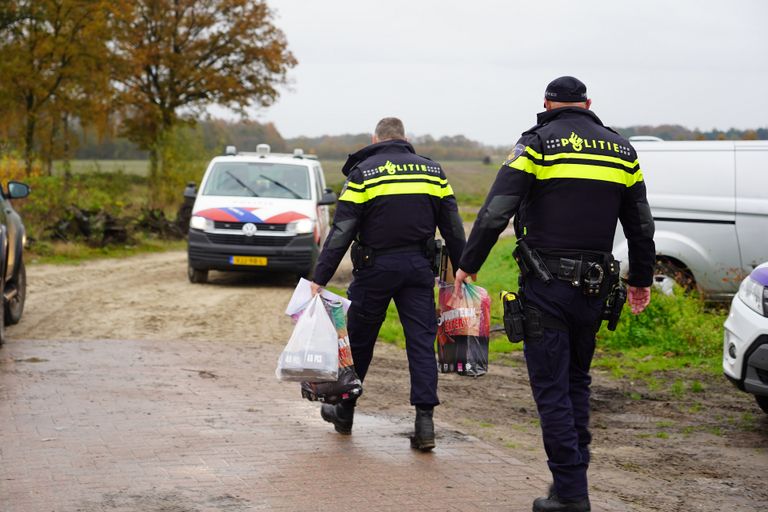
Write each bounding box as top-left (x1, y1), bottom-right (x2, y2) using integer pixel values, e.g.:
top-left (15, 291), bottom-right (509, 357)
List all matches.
top-left (53, 159), bottom-right (152, 176)
top-left (57, 158), bottom-right (499, 209)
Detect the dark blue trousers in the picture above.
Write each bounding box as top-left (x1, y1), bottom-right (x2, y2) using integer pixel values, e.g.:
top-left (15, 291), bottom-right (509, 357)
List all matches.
top-left (522, 277), bottom-right (604, 501)
top-left (346, 252), bottom-right (439, 407)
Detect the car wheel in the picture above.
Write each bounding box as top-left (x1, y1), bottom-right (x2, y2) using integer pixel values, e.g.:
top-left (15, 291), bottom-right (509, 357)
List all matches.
top-left (654, 257), bottom-right (696, 294)
top-left (756, 395), bottom-right (768, 415)
top-left (188, 265), bottom-right (208, 284)
top-left (5, 259), bottom-right (26, 325)
top-left (0, 296), bottom-right (5, 347)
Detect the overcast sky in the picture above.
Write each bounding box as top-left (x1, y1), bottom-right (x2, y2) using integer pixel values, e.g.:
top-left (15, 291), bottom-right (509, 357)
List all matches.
top-left (235, 0), bottom-right (768, 146)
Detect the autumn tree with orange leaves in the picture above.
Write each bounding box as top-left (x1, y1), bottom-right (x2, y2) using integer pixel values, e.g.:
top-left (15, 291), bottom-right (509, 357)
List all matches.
top-left (109, 0), bottom-right (296, 205)
top-left (0, 0), bottom-right (111, 176)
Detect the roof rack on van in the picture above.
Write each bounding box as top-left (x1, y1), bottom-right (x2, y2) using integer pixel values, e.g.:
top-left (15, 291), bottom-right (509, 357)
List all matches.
top-left (292, 148), bottom-right (318, 160)
top-left (223, 144), bottom-right (271, 157)
top-left (222, 144), bottom-right (318, 160)
top-left (629, 136), bottom-right (664, 142)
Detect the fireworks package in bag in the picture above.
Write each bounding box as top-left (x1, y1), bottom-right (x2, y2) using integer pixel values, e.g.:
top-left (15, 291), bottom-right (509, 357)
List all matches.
top-left (300, 299), bottom-right (363, 404)
top-left (276, 295), bottom-right (339, 382)
top-left (437, 281), bottom-right (491, 377)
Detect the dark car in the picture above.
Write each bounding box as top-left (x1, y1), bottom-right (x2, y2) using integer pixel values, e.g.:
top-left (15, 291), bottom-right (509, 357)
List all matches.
top-left (0, 180), bottom-right (30, 346)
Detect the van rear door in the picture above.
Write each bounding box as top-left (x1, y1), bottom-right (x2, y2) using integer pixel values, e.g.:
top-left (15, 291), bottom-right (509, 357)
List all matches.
top-left (631, 141), bottom-right (739, 297)
top-left (735, 142), bottom-right (768, 272)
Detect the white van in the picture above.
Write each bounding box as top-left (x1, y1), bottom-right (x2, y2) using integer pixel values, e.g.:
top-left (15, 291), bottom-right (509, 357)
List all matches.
top-left (612, 139), bottom-right (768, 300)
top-left (187, 144), bottom-right (337, 283)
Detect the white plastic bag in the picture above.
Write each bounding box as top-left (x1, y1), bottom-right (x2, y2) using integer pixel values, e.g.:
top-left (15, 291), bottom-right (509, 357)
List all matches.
top-left (276, 295), bottom-right (339, 382)
top-left (284, 278), bottom-right (352, 320)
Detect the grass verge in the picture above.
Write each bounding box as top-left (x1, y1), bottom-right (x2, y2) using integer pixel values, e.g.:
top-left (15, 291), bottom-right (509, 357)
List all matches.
top-left (28, 237), bottom-right (186, 265)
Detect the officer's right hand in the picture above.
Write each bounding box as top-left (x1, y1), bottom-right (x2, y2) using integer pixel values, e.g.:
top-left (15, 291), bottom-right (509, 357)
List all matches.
top-left (453, 269), bottom-right (478, 296)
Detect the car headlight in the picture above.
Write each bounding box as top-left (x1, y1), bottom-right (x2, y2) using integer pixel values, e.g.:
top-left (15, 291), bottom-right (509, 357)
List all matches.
top-left (737, 275), bottom-right (768, 316)
top-left (189, 215), bottom-right (214, 231)
top-left (289, 218), bottom-right (315, 234)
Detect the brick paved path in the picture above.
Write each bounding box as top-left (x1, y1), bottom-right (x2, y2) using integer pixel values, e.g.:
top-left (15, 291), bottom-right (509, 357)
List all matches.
top-left (0, 338), bottom-right (624, 512)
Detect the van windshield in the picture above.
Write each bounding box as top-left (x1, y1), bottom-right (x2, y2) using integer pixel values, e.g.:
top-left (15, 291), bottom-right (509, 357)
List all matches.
top-left (203, 162), bottom-right (311, 199)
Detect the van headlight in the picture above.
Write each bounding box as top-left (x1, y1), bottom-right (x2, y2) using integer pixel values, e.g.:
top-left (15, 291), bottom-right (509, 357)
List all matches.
top-left (189, 215), bottom-right (214, 231)
top-left (289, 218), bottom-right (315, 234)
top-left (737, 275), bottom-right (768, 316)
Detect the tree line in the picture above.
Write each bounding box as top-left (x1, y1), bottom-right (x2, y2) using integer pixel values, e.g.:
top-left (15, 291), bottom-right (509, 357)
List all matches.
top-left (71, 120), bottom-right (768, 164)
top-left (0, 0), bottom-right (295, 205)
top-left (617, 124), bottom-right (768, 141)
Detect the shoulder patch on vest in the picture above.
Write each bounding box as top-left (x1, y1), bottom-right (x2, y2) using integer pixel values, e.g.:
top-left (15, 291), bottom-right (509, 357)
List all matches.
top-left (505, 143), bottom-right (526, 165)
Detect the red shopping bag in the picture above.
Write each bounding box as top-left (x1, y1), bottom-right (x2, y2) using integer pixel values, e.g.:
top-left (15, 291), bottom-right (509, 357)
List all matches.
top-left (436, 281), bottom-right (491, 377)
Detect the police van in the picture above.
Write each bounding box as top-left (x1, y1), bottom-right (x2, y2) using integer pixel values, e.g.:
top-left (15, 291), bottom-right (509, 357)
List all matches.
top-left (612, 139), bottom-right (768, 300)
top-left (187, 144), bottom-right (337, 283)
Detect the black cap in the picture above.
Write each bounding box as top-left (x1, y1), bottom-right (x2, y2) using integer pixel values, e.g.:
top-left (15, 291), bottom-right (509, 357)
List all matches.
top-left (545, 76), bottom-right (588, 102)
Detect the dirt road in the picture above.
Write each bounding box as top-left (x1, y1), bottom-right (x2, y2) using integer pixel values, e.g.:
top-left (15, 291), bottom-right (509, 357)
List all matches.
top-left (9, 250), bottom-right (768, 511)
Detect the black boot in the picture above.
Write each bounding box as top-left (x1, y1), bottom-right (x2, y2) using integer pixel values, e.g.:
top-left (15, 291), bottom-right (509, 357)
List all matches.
top-left (320, 402), bottom-right (354, 435)
top-left (532, 494), bottom-right (591, 512)
top-left (410, 406), bottom-right (435, 452)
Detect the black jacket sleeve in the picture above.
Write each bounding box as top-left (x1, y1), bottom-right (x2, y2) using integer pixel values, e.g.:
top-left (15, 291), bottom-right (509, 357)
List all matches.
top-left (313, 171), bottom-right (364, 286)
top-left (619, 169), bottom-right (656, 287)
top-left (458, 138), bottom-right (537, 274)
top-left (436, 174), bottom-right (466, 272)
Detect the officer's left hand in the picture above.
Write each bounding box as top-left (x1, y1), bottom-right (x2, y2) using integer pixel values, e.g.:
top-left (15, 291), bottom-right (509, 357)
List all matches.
top-left (310, 282), bottom-right (322, 297)
top-left (628, 286), bottom-right (651, 314)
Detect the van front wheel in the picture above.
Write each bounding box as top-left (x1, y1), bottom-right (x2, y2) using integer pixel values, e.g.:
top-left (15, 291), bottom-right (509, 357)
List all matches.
top-left (188, 265), bottom-right (208, 284)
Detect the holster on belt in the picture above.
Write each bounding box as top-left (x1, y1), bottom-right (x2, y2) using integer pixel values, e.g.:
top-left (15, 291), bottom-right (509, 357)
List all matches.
top-left (513, 240), bottom-right (553, 284)
top-left (501, 290), bottom-right (525, 343)
top-left (500, 290), bottom-right (568, 342)
top-left (600, 281), bottom-right (627, 331)
top-left (350, 241), bottom-right (374, 270)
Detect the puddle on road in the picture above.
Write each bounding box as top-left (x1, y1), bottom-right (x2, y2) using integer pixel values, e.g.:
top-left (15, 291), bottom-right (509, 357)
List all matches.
top-left (13, 357), bottom-right (49, 363)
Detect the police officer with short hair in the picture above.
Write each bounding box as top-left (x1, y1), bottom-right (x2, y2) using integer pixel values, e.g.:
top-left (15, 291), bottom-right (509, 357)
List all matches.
top-left (454, 77), bottom-right (655, 512)
top-left (310, 117), bottom-right (466, 451)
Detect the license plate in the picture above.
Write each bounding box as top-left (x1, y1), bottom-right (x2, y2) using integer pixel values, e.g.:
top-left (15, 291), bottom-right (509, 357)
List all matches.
top-left (230, 256), bottom-right (268, 266)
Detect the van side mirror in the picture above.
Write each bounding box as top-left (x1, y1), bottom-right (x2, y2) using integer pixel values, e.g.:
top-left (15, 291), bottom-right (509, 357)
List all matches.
top-left (318, 189), bottom-right (337, 206)
top-left (183, 181), bottom-right (197, 199)
top-left (7, 181), bottom-right (30, 199)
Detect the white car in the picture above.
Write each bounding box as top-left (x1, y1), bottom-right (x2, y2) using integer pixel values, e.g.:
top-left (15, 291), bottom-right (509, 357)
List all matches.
top-left (186, 144), bottom-right (336, 283)
top-left (723, 261), bottom-right (768, 414)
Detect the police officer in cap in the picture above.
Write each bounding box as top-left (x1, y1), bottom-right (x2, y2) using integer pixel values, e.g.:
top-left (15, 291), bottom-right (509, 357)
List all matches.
top-left (310, 117), bottom-right (466, 451)
top-left (454, 77), bottom-right (655, 511)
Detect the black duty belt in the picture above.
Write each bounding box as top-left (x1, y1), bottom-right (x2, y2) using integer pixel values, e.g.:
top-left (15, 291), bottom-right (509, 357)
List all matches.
top-left (540, 252), bottom-right (616, 296)
top-left (374, 243), bottom-right (425, 256)
top-left (542, 255), bottom-right (605, 283)
top-left (351, 241), bottom-right (428, 271)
